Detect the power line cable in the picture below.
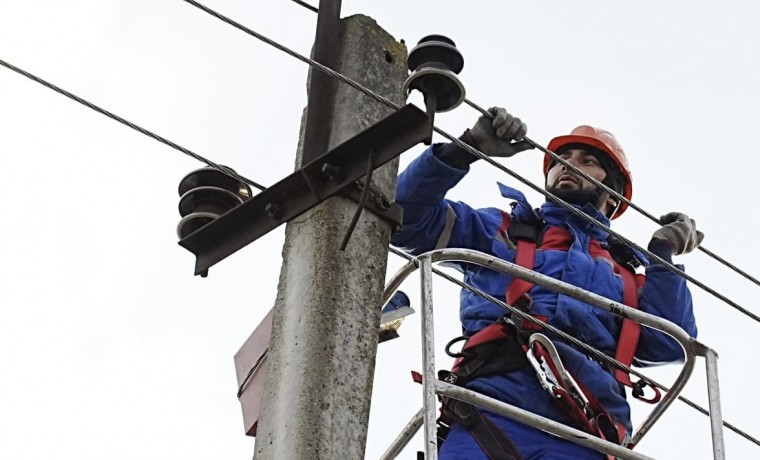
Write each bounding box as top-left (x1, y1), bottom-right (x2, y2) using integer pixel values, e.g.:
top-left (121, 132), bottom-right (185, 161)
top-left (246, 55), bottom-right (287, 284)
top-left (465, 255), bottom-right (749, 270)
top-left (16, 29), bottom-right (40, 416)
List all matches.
top-left (182, 0), bottom-right (399, 111)
top-left (286, 0), bottom-right (760, 292)
top-left (2, 42), bottom-right (751, 449)
top-left (112, 2), bottom-right (760, 448)
top-left (0, 58), bottom-right (266, 192)
top-left (2, 2), bottom-right (754, 444)
top-left (464, 98), bottom-right (760, 289)
top-left (3, 0), bottom-right (753, 329)
top-left (435, 127), bottom-right (760, 324)
top-left (0, 55), bottom-right (292, 414)
top-left (181, 0), bottom-right (760, 325)
top-left (289, 0), bottom-right (318, 13)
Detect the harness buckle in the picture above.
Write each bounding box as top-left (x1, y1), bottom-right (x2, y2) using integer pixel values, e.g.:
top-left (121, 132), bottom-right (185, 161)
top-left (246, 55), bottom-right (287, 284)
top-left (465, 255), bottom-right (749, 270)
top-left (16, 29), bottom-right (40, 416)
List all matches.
top-left (514, 294), bottom-right (534, 312)
top-left (508, 221), bottom-right (541, 244)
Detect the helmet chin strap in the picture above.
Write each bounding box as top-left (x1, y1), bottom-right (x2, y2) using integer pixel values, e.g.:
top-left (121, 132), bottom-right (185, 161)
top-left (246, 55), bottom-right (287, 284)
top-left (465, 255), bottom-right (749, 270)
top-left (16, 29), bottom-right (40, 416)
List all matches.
top-left (607, 196), bottom-right (623, 218)
top-left (592, 184), bottom-right (621, 218)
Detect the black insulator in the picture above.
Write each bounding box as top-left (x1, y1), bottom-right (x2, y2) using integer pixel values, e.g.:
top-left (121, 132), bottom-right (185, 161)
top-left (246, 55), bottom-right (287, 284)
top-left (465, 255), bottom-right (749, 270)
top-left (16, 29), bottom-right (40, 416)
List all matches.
top-left (177, 212), bottom-right (217, 240)
top-left (178, 186), bottom-right (243, 217)
top-left (176, 166), bottom-right (251, 239)
top-left (178, 166), bottom-right (252, 199)
top-left (403, 34), bottom-right (466, 113)
top-left (407, 35), bottom-right (464, 75)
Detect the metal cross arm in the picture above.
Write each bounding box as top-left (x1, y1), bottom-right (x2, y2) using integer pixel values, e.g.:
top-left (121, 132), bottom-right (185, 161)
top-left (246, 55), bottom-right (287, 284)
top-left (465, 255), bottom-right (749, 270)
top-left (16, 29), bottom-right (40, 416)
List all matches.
top-left (178, 103), bottom-right (432, 275)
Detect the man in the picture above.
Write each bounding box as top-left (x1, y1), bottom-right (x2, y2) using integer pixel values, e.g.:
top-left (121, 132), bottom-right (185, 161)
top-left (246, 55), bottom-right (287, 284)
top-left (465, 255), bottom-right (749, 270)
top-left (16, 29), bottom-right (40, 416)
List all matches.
top-left (391, 108), bottom-right (701, 459)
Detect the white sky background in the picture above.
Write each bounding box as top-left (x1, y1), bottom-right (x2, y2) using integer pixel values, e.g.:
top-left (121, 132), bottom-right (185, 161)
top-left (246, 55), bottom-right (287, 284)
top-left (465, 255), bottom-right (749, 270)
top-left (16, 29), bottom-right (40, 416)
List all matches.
top-left (1, 1), bottom-right (759, 459)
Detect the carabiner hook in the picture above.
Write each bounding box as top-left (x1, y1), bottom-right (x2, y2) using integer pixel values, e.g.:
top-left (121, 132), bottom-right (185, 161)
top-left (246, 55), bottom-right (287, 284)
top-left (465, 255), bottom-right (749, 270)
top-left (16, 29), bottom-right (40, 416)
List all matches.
top-left (526, 345), bottom-right (561, 397)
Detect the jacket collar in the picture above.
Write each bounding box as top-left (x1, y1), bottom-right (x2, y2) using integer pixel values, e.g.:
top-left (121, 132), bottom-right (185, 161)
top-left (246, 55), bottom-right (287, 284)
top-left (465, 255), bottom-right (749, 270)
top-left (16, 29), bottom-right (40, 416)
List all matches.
top-left (498, 182), bottom-right (611, 240)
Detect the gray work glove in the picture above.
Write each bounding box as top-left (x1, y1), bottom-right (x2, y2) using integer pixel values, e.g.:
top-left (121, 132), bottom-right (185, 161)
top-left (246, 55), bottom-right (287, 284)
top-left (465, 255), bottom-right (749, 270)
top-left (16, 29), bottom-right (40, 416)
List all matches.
top-left (469, 107), bottom-right (534, 157)
top-left (651, 212), bottom-right (704, 255)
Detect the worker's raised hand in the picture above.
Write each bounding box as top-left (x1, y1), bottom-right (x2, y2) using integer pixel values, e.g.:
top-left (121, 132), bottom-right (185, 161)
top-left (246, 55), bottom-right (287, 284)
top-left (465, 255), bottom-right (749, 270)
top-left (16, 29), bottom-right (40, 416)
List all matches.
top-left (469, 107), bottom-right (533, 157)
top-left (651, 212), bottom-right (704, 255)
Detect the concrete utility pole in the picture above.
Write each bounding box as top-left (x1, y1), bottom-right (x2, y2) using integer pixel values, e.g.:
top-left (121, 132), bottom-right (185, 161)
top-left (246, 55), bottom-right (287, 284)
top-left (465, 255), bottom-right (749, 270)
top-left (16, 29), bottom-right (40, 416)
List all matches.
top-left (253, 13), bottom-right (408, 460)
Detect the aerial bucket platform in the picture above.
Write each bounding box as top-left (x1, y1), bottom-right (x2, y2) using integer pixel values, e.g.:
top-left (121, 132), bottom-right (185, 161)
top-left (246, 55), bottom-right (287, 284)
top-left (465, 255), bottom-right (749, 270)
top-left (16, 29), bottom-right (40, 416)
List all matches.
top-left (377, 248), bottom-right (725, 460)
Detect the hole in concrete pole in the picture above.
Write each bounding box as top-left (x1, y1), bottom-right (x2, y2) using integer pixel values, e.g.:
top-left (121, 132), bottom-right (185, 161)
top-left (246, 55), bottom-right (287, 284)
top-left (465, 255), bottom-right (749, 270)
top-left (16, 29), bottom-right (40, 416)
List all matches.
top-left (384, 50), bottom-right (394, 64)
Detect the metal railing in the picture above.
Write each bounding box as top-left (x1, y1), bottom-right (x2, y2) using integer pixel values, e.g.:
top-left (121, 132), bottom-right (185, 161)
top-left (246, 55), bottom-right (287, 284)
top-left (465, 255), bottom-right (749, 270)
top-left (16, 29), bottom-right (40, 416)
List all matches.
top-left (378, 248), bottom-right (724, 460)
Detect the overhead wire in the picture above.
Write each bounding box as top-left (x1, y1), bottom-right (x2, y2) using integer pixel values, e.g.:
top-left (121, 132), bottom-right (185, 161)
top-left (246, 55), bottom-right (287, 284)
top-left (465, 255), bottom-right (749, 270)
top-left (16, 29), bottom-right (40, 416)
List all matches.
top-left (3, 1), bottom-right (755, 447)
top-left (388, 246), bottom-right (760, 447)
top-left (288, 0), bottom-right (760, 304)
top-left (190, 0), bottom-right (760, 324)
top-left (0, 58), bottom-right (266, 192)
top-left (289, 0), bottom-right (318, 13)
top-left (433, 123), bottom-right (760, 324)
top-left (182, 0), bottom-right (399, 111)
top-left (3, 32), bottom-right (295, 399)
top-left (292, 0), bottom-right (760, 307)
top-left (177, 1), bottom-right (760, 443)
top-left (463, 98), bottom-right (760, 289)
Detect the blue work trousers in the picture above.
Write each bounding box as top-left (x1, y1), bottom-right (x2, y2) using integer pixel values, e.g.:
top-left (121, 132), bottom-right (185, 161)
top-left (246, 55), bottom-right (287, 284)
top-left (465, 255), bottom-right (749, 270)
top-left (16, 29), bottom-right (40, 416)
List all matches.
top-left (439, 414), bottom-right (606, 460)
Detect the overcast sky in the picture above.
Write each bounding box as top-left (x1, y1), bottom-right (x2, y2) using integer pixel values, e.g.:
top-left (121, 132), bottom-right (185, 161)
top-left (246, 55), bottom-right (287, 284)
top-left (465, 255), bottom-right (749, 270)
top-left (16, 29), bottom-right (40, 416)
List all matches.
top-left (1, 1), bottom-right (759, 459)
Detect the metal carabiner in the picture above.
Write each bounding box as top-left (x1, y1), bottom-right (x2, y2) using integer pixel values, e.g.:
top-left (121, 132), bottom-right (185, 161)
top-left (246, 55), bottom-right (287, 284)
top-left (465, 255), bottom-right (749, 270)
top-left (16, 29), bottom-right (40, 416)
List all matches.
top-left (528, 333), bottom-right (592, 412)
top-left (526, 345), bottom-right (562, 397)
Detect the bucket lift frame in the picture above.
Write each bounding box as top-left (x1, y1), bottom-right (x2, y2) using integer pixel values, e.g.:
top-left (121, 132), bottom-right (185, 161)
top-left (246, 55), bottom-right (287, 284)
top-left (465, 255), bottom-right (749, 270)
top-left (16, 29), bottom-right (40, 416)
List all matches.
top-left (378, 248), bottom-right (725, 460)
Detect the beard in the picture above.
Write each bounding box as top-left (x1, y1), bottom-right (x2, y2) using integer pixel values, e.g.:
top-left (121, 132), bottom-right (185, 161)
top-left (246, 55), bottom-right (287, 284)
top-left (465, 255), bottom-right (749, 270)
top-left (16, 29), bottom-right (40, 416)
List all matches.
top-left (546, 185), bottom-right (604, 208)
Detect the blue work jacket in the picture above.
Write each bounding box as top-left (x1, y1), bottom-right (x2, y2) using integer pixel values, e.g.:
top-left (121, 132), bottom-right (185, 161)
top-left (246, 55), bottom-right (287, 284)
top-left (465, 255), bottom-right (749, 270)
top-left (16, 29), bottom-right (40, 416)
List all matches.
top-left (391, 145), bottom-right (698, 434)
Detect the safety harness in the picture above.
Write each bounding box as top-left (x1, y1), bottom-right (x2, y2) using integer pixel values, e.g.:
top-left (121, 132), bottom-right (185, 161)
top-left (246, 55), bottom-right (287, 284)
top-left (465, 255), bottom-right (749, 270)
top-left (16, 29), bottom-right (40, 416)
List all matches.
top-left (433, 212), bottom-right (661, 460)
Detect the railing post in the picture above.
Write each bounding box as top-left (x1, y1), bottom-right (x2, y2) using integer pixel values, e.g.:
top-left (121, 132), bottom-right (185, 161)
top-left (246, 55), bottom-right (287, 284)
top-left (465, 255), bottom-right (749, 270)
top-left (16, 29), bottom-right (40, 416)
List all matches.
top-left (419, 255), bottom-right (439, 459)
top-left (705, 347), bottom-right (726, 459)
top-left (378, 408), bottom-right (424, 460)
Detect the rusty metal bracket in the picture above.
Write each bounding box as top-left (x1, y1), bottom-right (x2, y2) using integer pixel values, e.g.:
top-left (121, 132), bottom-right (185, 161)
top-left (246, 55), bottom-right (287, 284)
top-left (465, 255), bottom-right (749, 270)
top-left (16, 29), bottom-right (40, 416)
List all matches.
top-left (179, 103), bottom-right (431, 275)
top-left (340, 180), bottom-right (403, 230)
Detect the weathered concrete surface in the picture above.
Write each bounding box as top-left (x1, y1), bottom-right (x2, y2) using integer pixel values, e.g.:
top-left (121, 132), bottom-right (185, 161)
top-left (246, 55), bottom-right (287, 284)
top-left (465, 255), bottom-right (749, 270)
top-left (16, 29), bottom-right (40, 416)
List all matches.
top-left (253, 15), bottom-right (408, 460)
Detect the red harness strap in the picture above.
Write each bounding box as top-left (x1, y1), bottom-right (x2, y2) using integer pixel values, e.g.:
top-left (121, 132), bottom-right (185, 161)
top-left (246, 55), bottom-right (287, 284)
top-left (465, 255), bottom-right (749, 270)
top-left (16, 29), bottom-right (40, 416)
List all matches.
top-left (437, 217), bottom-right (659, 458)
top-left (448, 320), bottom-right (534, 386)
top-left (506, 239), bottom-right (536, 306)
top-left (502, 213), bottom-right (538, 308)
top-left (613, 269), bottom-right (661, 403)
top-left (503, 221), bottom-right (658, 402)
top-left (529, 338), bottom-right (629, 453)
top-left (613, 269), bottom-right (643, 386)
top-left (435, 319), bottom-right (529, 460)
top-left (506, 226), bottom-right (574, 305)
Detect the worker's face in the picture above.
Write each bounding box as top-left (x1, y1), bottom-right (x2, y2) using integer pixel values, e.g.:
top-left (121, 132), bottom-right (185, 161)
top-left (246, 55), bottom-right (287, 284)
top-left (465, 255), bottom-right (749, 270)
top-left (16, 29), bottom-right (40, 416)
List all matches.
top-left (546, 149), bottom-right (607, 191)
top-left (545, 148), bottom-right (615, 215)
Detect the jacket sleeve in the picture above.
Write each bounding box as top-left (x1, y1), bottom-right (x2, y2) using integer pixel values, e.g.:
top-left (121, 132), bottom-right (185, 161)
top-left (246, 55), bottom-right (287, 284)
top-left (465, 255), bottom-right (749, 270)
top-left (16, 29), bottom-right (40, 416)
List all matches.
top-left (391, 144), bottom-right (504, 255)
top-left (633, 240), bottom-right (698, 365)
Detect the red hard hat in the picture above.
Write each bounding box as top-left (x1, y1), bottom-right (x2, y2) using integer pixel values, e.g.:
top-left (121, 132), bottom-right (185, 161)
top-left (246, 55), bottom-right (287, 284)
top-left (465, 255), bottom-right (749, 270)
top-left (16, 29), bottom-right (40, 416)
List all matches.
top-left (544, 125), bottom-right (633, 219)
